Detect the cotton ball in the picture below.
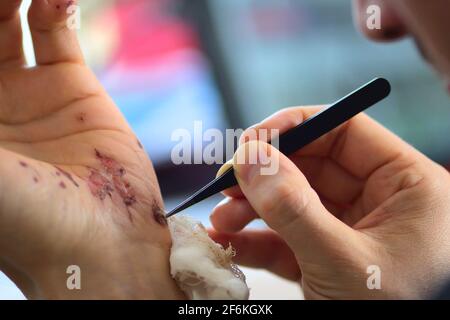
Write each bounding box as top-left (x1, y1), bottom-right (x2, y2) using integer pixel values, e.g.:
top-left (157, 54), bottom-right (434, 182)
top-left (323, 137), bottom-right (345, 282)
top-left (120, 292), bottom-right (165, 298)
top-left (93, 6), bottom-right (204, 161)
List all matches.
top-left (168, 215), bottom-right (249, 300)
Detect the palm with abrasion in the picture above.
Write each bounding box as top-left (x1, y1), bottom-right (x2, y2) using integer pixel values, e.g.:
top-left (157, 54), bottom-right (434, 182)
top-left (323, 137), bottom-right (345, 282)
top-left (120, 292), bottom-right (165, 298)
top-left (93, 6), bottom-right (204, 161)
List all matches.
top-left (0, 0), bottom-right (182, 299)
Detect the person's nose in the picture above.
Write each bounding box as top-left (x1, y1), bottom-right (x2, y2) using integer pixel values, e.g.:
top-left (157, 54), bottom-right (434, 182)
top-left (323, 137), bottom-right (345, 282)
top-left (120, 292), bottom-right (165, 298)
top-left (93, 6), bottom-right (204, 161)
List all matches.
top-left (353, 0), bottom-right (408, 42)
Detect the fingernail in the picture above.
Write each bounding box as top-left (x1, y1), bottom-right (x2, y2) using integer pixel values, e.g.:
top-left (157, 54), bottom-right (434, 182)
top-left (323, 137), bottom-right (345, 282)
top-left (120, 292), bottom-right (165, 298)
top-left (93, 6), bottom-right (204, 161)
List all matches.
top-left (216, 160), bottom-right (233, 178)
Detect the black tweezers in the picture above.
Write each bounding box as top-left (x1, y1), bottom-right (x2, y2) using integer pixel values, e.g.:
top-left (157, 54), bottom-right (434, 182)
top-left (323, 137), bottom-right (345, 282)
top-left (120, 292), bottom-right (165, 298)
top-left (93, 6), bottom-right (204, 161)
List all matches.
top-left (166, 78), bottom-right (391, 218)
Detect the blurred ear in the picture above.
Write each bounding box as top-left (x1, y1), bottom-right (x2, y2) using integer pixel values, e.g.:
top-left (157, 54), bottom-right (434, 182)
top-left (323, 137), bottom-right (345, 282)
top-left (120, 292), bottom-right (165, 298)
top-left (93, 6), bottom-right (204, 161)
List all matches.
top-left (352, 0), bottom-right (407, 42)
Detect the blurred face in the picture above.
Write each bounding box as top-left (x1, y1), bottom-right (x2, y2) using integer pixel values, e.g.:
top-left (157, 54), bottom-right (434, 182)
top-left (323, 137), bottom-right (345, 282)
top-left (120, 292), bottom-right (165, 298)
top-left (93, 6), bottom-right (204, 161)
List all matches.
top-left (353, 0), bottom-right (450, 91)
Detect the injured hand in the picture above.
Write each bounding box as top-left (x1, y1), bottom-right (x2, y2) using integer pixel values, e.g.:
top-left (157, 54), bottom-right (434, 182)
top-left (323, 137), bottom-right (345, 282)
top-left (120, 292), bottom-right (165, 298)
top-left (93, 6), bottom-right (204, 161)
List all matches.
top-left (0, 0), bottom-right (182, 300)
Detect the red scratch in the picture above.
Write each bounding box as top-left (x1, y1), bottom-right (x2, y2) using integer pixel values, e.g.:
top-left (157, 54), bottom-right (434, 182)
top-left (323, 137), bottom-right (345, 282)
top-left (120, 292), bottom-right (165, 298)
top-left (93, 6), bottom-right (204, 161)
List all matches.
top-left (152, 200), bottom-right (167, 227)
top-left (88, 149), bottom-right (137, 220)
top-left (55, 166), bottom-right (79, 188)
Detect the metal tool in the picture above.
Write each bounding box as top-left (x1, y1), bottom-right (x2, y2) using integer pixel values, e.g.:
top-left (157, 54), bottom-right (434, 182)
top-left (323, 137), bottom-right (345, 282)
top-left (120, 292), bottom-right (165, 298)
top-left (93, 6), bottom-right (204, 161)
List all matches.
top-left (166, 78), bottom-right (391, 218)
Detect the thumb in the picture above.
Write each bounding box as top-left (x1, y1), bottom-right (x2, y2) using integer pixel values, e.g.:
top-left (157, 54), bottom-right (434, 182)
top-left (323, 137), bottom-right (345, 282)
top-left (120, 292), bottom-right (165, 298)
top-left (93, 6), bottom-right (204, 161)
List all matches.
top-left (232, 140), bottom-right (354, 263)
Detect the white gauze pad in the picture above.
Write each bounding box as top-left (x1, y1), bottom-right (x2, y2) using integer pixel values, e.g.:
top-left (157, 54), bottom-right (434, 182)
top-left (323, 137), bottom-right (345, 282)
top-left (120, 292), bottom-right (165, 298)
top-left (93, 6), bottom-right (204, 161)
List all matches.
top-left (168, 215), bottom-right (249, 300)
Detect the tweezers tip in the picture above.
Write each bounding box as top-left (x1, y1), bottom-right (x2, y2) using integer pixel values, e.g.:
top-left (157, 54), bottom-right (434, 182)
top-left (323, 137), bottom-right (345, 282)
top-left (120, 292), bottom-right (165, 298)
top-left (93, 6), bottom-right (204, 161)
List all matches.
top-left (165, 210), bottom-right (177, 218)
top-left (165, 167), bottom-right (236, 219)
top-left (165, 205), bottom-right (186, 218)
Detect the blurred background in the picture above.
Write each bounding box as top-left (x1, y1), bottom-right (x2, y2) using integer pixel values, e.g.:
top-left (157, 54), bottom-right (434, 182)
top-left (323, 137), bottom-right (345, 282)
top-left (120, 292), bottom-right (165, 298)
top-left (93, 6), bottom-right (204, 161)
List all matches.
top-left (1, 0), bottom-right (449, 299)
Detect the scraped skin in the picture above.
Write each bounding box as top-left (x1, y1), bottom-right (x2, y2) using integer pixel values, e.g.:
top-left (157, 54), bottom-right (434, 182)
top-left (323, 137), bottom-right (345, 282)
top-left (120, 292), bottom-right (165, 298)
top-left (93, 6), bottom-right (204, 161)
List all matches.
top-left (169, 216), bottom-right (249, 300)
top-left (0, 0), bottom-right (184, 299)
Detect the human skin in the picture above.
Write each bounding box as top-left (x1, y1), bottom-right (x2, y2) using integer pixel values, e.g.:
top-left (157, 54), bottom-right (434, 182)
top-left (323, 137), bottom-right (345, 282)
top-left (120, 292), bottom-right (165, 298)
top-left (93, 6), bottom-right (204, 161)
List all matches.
top-left (211, 107), bottom-right (450, 299)
top-left (0, 0), bottom-right (184, 299)
top-left (210, 1), bottom-right (450, 299)
top-left (353, 0), bottom-right (450, 84)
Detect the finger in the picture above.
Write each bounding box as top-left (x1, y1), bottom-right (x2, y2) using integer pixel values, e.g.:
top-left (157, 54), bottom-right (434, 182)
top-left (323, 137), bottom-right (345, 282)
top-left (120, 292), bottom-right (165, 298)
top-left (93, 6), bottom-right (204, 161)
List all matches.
top-left (219, 155), bottom-right (364, 205)
top-left (294, 155), bottom-right (363, 204)
top-left (233, 140), bottom-right (358, 264)
top-left (209, 229), bottom-right (301, 281)
top-left (218, 113), bottom-right (307, 198)
top-left (0, 0), bottom-right (24, 68)
top-left (222, 185), bottom-right (244, 198)
top-left (28, 0), bottom-right (84, 65)
top-left (210, 194), bottom-right (348, 237)
top-left (210, 197), bottom-right (258, 233)
top-left (238, 108), bottom-right (305, 145)
top-left (245, 106), bottom-right (416, 179)
top-left (219, 106), bottom-right (364, 201)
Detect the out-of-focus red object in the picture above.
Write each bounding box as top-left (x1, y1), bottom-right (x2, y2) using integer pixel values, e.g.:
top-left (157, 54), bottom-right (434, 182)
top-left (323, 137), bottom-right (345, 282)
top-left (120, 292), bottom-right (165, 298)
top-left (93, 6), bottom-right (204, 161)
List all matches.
top-left (111, 0), bottom-right (199, 69)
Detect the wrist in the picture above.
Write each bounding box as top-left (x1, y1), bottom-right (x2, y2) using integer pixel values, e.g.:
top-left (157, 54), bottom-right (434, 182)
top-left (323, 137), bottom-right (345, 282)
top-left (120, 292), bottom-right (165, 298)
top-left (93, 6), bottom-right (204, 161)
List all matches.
top-left (20, 244), bottom-right (185, 300)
